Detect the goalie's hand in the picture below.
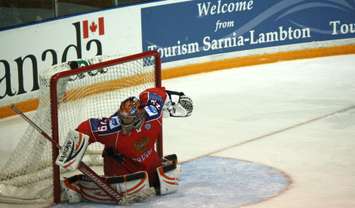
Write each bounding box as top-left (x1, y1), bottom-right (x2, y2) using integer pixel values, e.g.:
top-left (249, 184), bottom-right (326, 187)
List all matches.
top-left (55, 130), bottom-right (89, 171)
top-left (165, 90), bottom-right (193, 117)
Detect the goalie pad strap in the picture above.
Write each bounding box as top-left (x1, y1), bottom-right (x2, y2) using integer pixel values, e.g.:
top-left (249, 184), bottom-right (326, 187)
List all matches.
top-left (164, 154), bottom-right (177, 162)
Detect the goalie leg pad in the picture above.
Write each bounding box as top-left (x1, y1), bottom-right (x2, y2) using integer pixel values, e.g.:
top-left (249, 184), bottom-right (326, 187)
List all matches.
top-left (62, 175), bottom-right (114, 204)
top-left (62, 171), bottom-right (153, 204)
top-left (157, 155), bottom-right (181, 195)
top-left (111, 171), bottom-right (150, 197)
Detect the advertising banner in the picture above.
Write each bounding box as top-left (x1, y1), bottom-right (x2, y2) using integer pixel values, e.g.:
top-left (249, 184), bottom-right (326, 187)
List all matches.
top-left (0, 8), bottom-right (141, 106)
top-left (142, 0), bottom-right (355, 62)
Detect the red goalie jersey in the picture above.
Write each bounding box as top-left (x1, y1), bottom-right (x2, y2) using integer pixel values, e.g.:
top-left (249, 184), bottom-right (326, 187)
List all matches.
top-left (76, 87), bottom-right (167, 187)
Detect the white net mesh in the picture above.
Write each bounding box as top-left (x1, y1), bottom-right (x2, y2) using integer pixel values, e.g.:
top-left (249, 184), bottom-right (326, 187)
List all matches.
top-left (0, 53), bottom-right (159, 204)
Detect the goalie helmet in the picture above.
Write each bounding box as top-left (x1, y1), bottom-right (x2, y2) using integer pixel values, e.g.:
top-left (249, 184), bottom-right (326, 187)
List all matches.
top-left (119, 96), bottom-right (144, 134)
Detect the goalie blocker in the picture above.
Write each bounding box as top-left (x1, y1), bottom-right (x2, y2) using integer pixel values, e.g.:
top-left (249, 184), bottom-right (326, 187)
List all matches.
top-left (56, 130), bottom-right (89, 170)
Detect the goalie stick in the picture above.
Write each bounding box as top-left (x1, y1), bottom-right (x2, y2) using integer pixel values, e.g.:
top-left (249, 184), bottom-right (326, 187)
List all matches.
top-left (10, 104), bottom-right (123, 204)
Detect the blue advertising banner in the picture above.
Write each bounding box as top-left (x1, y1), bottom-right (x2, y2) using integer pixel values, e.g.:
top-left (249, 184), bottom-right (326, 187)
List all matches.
top-left (142, 0), bottom-right (355, 62)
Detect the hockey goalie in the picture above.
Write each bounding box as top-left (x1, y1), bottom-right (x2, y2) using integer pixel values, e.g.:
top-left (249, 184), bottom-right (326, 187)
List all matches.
top-left (56, 86), bottom-right (193, 204)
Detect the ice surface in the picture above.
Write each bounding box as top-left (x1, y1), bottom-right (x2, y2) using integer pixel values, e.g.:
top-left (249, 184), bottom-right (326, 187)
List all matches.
top-left (54, 156), bottom-right (289, 208)
top-left (1, 54), bottom-right (355, 208)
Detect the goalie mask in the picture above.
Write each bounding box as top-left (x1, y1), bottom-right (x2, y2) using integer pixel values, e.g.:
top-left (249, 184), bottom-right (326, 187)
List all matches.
top-left (119, 96), bottom-right (144, 134)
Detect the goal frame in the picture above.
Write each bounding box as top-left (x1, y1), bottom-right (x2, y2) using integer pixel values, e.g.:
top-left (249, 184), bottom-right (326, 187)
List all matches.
top-left (49, 50), bottom-right (162, 203)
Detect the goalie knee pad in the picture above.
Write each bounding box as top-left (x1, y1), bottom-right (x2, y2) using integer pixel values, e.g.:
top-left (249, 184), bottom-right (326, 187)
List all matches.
top-left (157, 154), bottom-right (181, 195)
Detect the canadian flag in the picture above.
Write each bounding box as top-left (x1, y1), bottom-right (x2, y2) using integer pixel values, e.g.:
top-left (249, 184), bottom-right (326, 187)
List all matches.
top-left (82, 17), bottom-right (105, 39)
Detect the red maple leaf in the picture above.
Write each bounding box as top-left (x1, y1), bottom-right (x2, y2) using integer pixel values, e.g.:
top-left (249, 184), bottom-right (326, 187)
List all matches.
top-left (90, 22), bottom-right (97, 33)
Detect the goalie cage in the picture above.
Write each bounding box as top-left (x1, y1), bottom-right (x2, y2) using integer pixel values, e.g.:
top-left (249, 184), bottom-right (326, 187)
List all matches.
top-left (0, 51), bottom-right (163, 205)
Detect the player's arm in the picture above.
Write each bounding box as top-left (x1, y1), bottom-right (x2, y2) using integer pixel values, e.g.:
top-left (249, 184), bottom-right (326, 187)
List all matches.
top-left (56, 115), bottom-right (121, 171)
top-left (139, 87), bottom-right (167, 120)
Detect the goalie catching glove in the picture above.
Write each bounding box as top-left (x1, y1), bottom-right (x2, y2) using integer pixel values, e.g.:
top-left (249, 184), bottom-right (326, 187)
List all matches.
top-left (164, 90), bottom-right (193, 117)
top-left (56, 130), bottom-right (90, 170)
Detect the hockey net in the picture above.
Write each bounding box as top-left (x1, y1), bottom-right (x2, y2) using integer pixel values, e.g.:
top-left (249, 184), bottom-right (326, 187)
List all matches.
top-left (0, 51), bottom-right (162, 204)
